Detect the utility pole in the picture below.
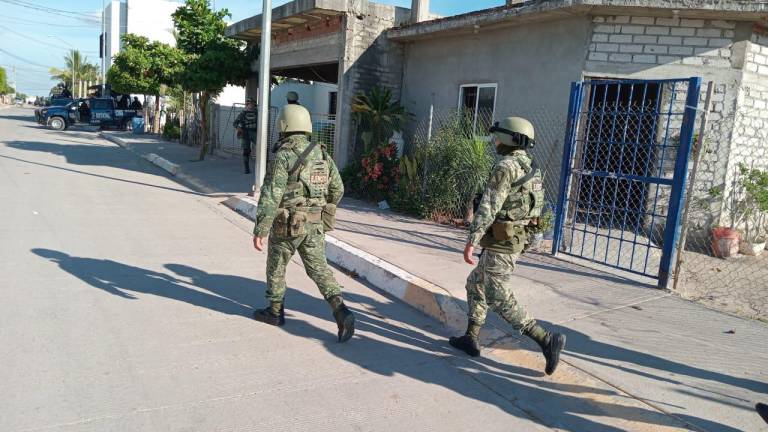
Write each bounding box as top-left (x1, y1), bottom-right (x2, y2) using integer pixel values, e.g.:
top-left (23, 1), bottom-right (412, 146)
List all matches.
top-left (101, 0), bottom-right (106, 87)
top-left (254, 0), bottom-right (272, 189)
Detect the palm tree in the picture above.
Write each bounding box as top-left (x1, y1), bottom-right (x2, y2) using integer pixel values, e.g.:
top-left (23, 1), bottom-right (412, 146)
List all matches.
top-left (49, 50), bottom-right (99, 97)
top-left (352, 86), bottom-right (410, 154)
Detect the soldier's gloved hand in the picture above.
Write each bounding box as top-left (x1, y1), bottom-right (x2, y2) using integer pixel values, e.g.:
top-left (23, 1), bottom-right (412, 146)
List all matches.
top-left (463, 242), bottom-right (476, 265)
top-left (253, 236), bottom-right (266, 251)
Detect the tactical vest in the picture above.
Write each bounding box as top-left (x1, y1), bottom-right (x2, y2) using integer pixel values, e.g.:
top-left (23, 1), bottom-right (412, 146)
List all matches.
top-left (279, 141), bottom-right (330, 207)
top-left (241, 110), bottom-right (259, 130)
top-left (272, 136), bottom-right (331, 237)
top-left (480, 152), bottom-right (544, 253)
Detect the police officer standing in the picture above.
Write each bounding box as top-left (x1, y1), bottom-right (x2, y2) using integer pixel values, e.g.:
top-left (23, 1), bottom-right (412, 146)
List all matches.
top-left (251, 103), bottom-right (355, 343)
top-left (450, 117), bottom-right (566, 375)
top-left (234, 98), bottom-right (259, 174)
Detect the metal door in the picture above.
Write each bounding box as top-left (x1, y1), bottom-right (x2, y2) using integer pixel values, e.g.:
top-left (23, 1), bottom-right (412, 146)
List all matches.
top-left (552, 78), bottom-right (701, 287)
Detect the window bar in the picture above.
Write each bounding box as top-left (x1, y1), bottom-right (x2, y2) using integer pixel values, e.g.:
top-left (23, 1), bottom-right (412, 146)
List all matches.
top-left (579, 83), bottom-right (611, 259)
top-left (607, 83), bottom-right (636, 265)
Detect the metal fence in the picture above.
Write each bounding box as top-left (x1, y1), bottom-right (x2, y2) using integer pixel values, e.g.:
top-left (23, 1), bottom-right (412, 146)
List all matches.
top-left (209, 105), bottom-right (336, 158)
top-left (312, 113), bottom-right (336, 157)
top-left (553, 78), bottom-right (700, 286)
top-left (391, 106), bottom-right (566, 224)
top-left (209, 104), bottom-right (279, 157)
top-left (673, 81), bottom-right (768, 320)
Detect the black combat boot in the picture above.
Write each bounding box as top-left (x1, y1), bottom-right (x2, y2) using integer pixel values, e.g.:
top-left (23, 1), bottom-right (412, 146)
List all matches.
top-left (524, 323), bottom-right (566, 375)
top-left (449, 320), bottom-right (481, 357)
top-left (244, 157), bottom-right (251, 174)
top-left (253, 302), bottom-right (285, 326)
top-left (328, 295), bottom-right (355, 343)
top-left (757, 403), bottom-right (768, 424)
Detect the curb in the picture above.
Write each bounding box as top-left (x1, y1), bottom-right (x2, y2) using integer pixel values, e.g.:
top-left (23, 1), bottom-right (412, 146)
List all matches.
top-left (221, 195), bottom-right (472, 334)
top-left (220, 195), bottom-right (696, 431)
top-left (142, 153), bottom-right (180, 176)
top-left (102, 133), bottom-right (180, 177)
top-left (100, 133), bottom-right (130, 149)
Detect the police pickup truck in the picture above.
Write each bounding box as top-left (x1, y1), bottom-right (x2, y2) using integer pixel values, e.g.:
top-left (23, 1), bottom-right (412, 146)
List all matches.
top-left (38, 97), bottom-right (140, 131)
top-left (34, 97), bottom-right (72, 123)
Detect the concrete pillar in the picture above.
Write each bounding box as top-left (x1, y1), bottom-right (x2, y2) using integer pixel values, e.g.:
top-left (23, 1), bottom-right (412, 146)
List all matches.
top-left (411, 0), bottom-right (429, 23)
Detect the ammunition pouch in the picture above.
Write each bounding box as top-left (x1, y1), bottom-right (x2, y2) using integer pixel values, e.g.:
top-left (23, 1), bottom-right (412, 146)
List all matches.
top-left (273, 208), bottom-right (290, 238)
top-left (273, 208), bottom-right (321, 238)
top-left (322, 204), bottom-right (337, 232)
top-left (490, 220), bottom-right (527, 254)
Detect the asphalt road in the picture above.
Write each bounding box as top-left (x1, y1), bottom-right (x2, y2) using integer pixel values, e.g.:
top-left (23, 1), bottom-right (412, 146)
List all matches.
top-left (0, 107), bottom-right (555, 431)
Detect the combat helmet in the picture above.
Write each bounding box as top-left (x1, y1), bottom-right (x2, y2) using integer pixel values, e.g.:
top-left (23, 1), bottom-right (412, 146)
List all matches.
top-left (286, 91), bottom-right (299, 104)
top-left (489, 117), bottom-right (535, 149)
top-left (277, 104), bottom-right (312, 134)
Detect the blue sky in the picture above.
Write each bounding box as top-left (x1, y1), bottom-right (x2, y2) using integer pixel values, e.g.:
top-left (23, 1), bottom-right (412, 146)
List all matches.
top-left (0, 0), bottom-right (503, 96)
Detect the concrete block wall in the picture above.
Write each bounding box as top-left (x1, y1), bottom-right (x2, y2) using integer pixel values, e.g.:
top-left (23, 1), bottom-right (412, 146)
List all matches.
top-left (336, 1), bottom-right (407, 168)
top-left (585, 15), bottom-right (751, 230)
top-left (722, 31), bottom-right (768, 213)
top-left (589, 16), bottom-right (737, 68)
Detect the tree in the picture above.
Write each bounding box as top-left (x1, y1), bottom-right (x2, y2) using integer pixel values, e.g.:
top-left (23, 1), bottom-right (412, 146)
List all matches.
top-left (172, 0), bottom-right (250, 160)
top-left (107, 34), bottom-right (186, 133)
top-left (0, 67), bottom-right (13, 95)
top-left (49, 50), bottom-right (100, 98)
top-left (352, 86), bottom-right (410, 154)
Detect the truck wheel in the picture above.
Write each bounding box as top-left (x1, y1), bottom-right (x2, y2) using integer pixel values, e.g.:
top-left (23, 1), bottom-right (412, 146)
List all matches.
top-left (49, 116), bottom-right (66, 131)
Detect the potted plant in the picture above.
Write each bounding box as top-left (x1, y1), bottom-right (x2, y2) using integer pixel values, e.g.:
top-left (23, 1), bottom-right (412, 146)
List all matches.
top-left (706, 185), bottom-right (743, 258)
top-left (736, 163), bottom-right (768, 256)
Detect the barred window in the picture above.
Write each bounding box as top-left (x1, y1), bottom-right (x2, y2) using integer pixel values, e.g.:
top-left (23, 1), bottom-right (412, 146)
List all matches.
top-left (458, 83), bottom-right (497, 135)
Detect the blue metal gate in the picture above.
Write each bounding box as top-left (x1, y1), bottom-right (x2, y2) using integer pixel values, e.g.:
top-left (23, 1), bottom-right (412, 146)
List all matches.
top-left (551, 77), bottom-right (701, 288)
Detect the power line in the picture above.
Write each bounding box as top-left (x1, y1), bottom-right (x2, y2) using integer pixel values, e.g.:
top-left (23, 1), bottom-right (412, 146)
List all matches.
top-left (0, 25), bottom-right (99, 55)
top-left (0, 48), bottom-right (52, 69)
top-left (0, 64), bottom-right (50, 74)
top-left (0, 0), bottom-right (100, 24)
top-left (0, 15), bottom-right (95, 28)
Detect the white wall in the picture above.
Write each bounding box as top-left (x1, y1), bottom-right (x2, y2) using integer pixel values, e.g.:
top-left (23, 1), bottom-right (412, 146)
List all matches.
top-left (215, 85), bottom-right (247, 107)
top-left (104, 0), bottom-right (122, 69)
top-left (104, 0), bottom-right (180, 70)
top-left (125, 0), bottom-right (179, 47)
top-left (271, 81), bottom-right (338, 115)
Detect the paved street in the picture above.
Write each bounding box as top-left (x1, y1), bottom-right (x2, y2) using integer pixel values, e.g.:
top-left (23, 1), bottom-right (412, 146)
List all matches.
top-left (0, 107), bottom-right (553, 431)
top-left (2, 107), bottom-right (767, 432)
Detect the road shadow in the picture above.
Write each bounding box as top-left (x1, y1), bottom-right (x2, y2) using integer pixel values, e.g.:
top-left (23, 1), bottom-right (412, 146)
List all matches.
top-left (30, 247), bottom-right (744, 431)
top-left (547, 320), bottom-right (768, 397)
top-left (0, 114), bottom-right (36, 123)
top-left (5, 140), bottom-right (149, 173)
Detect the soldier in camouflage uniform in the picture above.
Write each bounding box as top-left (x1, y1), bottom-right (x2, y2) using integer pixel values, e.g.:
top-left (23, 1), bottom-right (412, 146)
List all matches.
top-left (450, 117), bottom-right (566, 375)
top-left (251, 103), bottom-right (355, 343)
top-left (233, 98), bottom-right (258, 174)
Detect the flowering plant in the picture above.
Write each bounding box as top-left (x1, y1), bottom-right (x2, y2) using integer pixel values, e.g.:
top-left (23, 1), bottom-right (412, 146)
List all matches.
top-left (360, 142), bottom-right (400, 199)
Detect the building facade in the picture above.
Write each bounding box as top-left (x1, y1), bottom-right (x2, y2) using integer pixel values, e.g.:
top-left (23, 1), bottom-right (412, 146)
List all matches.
top-left (103, 0), bottom-right (181, 70)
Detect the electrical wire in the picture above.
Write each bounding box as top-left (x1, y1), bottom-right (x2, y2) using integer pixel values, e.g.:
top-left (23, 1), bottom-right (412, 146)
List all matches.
top-left (0, 0), bottom-right (100, 24)
top-left (0, 25), bottom-right (73, 52)
top-left (0, 15), bottom-right (95, 28)
top-left (0, 47), bottom-right (53, 69)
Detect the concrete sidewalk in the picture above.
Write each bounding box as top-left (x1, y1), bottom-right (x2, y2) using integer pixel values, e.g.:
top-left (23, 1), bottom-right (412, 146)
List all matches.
top-left (101, 131), bottom-right (768, 432)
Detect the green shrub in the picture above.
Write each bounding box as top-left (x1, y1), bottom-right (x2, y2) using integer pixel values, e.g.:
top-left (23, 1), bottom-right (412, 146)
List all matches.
top-left (163, 118), bottom-right (181, 140)
top-left (418, 113), bottom-right (495, 222)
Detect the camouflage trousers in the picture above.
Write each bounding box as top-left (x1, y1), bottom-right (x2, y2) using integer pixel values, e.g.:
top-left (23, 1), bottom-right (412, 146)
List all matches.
top-left (265, 223), bottom-right (342, 303)
top-left (465, 249), bottom-right (535, 333)
top-left (241, 130), bottom-right (256, 157)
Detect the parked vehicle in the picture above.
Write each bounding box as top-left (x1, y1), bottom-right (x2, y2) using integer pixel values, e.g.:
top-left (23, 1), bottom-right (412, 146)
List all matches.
top-left (35, 97), bottom-right (73, 123)
top-left (38, 98), bottom-right (141, 131)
